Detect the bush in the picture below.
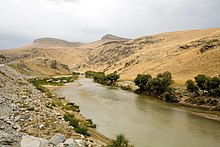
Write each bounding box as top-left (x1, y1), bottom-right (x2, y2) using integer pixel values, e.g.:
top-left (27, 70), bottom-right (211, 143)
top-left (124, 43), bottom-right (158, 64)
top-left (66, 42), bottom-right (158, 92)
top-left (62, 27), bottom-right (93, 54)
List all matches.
top-left (85, 119), bottom-right (97, 128)
top-left (134, 74), bottom-right (152, 90)
top-left (107, 134), bottom-right (130, 147)
top-left (63, 102), bottom-right (80, 112)
top-left (69, 118), bottom-right (79, 128)
top-left (194, 74), bottom-right (208, 93)
top-left (134, 71), bottom-right (173, 96)
top-left (75, 126), bottom-right (90, 136)
top-left (85, 71), bottom-right (120, 86)
top-left (185, 80), bottom-right (199, 95)
top-left (187, 74), bottom-right (220, 97)
top-left (163, 92), bottom-right (176, 103)
top-left (106, 71), bottom-right (120, 85)
top-left (64, 113), bottom-right (79, 128)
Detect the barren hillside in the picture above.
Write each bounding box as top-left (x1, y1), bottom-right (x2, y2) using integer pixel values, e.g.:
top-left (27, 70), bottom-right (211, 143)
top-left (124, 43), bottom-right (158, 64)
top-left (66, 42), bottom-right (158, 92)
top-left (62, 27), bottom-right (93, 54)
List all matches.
top-left (80, 28), bottom-right (220, 85)
top-left (1, 28), bottom-right (220, 83)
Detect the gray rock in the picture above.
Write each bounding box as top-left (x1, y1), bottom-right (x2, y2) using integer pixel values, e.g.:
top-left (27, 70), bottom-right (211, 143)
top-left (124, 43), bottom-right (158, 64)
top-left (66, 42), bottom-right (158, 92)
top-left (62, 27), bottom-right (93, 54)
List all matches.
top-left (0, 130), bottom-right (19, 147)
top-left (21, 135), bottom-right (48, 147)
top-left (49, 134), bottom-right (65, 146)
top-left (21, 135), bottom-right (41, 147)
top-left (64, 138), bottom-right (78, 147)
top-left (22, 114), bottom-right (31, 120)
top-left (38, 138), bottom-right (49, 147)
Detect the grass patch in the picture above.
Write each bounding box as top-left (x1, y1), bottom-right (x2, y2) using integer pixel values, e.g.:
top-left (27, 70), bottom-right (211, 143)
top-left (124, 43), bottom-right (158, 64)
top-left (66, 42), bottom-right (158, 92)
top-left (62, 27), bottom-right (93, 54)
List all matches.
top-left (29, 75), bottom-right (78, 89)
top-left (63, 102), bottom-right (80, 112)
top-left (75, 126), bottom-right (90, 136)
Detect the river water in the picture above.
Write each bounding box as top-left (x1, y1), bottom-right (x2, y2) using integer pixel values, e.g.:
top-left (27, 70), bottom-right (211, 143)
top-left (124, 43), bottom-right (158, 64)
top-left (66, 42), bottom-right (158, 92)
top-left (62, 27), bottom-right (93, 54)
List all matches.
top-left (55, 78), bottom-right (220, 147)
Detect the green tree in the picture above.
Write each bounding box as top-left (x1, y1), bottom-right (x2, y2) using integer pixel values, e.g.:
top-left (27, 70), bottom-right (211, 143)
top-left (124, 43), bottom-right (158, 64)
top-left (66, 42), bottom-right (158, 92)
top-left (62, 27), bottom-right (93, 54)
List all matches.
top-left (106, 71), bottom-right (120, 85)
top-left (186, 79), bottom-right (199, 95)
top-left (194, 74), bottom-right (208, 93)
top-left (107, 134), bottom-right (130, 147)
top-left (153, 71), bottom-right (173, 95)
top-left (208, 76), bottom-right (220, 91)
top-left (134, 74), bottom-right (152, 90)
top-left (144, 78), bottom-right (154, 95)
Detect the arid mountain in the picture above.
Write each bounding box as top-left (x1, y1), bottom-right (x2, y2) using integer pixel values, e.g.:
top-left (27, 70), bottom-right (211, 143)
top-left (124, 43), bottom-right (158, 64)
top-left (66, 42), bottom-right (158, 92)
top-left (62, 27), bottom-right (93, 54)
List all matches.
top-left (81, 28), bottom-right (220, 85)
top-left (31, 37), bottom-right (85, 48)
top-left (80, 34), bottom-right (130, 49)
top-left (1, 29), bottom-right (220, 84)
top-left (101, 34), bottom-right (130, 41)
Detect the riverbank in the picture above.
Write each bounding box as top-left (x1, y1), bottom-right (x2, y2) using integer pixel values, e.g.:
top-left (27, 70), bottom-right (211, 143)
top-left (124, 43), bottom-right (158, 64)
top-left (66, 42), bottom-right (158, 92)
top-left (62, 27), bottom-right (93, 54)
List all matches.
top-left (45, 81), bottom-right (111, 145)
top-left (0, 66), bottom-right (110, 146)
top-left (115, 80), bottom-right (220, 122)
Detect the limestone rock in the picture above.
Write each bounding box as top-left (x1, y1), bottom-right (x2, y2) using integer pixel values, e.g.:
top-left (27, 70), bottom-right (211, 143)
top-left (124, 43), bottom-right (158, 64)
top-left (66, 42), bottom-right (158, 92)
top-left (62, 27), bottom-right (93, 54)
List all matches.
top-left (49, 134), bottom-right (65, 146)
top-left (21, 135), bottom-right (48, 147)
top-left (21, 135), bottom-right (41, 147)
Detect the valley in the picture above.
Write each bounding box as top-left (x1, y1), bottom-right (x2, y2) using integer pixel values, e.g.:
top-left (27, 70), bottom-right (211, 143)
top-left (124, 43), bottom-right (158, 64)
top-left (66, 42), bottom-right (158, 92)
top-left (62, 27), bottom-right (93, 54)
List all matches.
top-left (1, 28), bottom-right (220, 85)
top-left (0, 28), bottom-right (220, 147)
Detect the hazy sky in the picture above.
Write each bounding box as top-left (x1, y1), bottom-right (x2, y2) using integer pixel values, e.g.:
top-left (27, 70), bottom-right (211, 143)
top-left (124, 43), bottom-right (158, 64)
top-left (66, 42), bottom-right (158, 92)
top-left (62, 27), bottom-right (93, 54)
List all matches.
top-left (0, 0), bottom-right (220, 49)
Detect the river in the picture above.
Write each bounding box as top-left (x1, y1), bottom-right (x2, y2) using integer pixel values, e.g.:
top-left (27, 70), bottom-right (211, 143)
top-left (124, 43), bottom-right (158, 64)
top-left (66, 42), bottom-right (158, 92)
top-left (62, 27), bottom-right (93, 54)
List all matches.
top-left (55, 78), bottom-right (220, 147)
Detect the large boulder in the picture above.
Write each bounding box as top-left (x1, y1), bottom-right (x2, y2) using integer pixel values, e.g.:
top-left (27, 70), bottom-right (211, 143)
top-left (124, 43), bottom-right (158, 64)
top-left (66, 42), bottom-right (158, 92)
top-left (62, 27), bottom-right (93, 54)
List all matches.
top-left (21, 135), bottom-right (48, 147)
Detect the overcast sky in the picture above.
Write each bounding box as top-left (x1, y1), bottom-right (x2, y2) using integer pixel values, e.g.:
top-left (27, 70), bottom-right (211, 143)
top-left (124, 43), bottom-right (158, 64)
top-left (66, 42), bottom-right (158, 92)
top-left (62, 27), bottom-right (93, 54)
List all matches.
top-left (0, 0), bottom-right (220, 49)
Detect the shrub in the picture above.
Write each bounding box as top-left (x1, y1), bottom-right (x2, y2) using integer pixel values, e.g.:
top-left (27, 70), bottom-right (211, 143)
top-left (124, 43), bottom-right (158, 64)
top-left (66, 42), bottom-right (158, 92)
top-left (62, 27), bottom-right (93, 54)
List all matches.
top-left (134, 71), bottom-right (173, 96)
top-left (106, 71), bottom-right (120, 85)
top-left (63, 102), bottom-right (80, 112)
top-left (63, 113), bottom-right (74, 122)
top-left (194, 74), bottom-right (208, 93)
top-left (187, 74), bottom-right (220, 97)
top-left (75, 126), bottom-right (90, 136)
top-left (134, 74), bottom-right (152, 90)
top-left (85, 119), bottom-right (97, 128)
top-left (69, 118), bottom-right (79, 128)
top-left (107, 134), bottom-right (130, 147)
top-left (185, 80), bottom-right (199, 95)
top-left (163, 92), bottom-right (176, 103)
top-left (85, 71), bottom-right (120, 86)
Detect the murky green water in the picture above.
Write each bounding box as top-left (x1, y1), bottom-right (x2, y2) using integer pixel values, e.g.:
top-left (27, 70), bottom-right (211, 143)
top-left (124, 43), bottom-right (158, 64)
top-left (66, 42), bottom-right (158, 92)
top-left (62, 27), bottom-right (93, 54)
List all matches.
top-left (55, 78), bottom-right (220, 147)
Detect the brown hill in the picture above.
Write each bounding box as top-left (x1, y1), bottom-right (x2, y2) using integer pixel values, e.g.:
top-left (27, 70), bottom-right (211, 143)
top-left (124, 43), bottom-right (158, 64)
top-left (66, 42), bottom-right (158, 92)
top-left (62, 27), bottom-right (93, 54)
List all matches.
top-left (32, 37), bottom-right (85, 48)
top-left (80, 28), bottom-right (220, 85)
top-left (8, 57), bottom-right (70, 76)
top-left (1, 29), bottom-right (220, 84)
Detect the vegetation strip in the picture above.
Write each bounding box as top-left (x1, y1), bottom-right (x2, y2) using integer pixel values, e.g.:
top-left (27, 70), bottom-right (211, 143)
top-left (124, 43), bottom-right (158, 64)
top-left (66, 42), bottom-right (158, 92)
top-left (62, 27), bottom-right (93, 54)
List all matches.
top-left (85, 70), bottom-right (220, 112)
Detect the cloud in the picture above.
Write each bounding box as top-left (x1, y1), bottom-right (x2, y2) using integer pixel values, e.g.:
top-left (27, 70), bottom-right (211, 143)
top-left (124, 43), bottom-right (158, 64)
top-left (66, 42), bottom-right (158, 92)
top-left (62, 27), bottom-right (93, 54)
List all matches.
top-left (0, 0), bottom-right (219, 49)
